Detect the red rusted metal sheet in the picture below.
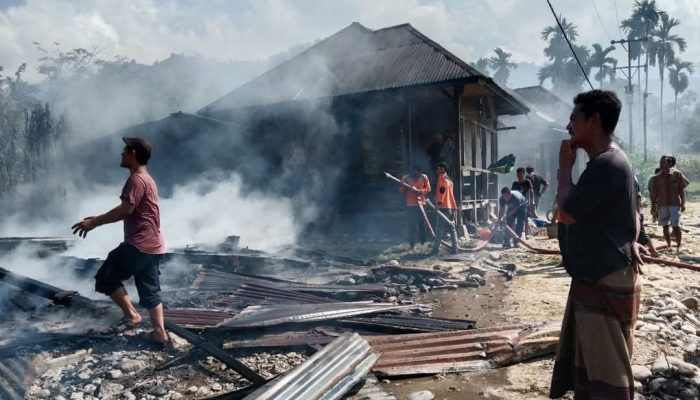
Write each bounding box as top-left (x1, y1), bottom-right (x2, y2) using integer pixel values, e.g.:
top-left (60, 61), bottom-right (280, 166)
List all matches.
top-left (366, 323), bottom-right (560, 376)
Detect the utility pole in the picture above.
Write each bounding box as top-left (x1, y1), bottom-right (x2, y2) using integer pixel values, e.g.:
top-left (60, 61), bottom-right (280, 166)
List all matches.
top-left (611, 37), bottom-right (648, 154)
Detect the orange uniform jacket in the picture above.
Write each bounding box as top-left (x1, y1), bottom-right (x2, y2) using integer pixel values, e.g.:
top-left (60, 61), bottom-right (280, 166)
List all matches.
top-left (400, 174), bottom-right (431, 206)
top-left (435, 173), bottom-right (457, 210)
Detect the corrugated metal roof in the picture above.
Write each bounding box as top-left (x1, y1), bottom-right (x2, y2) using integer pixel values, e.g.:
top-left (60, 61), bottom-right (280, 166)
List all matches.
top-left (245, 332), bottom-right (379, 400)
top-left (366, 323), bottom-right (560, 376)
top-left (163, 308), bottom-right (237, 329)
top-left (223, 302), bottom-right (419, 328)
top-left (0, 355), bottom-right (40, 400)
top-left (201, 23), bottom-right (522, 114)
top-left (191, 268), bottom-right (385, 299)
top-left (339, 314), bottom-right (476, 333)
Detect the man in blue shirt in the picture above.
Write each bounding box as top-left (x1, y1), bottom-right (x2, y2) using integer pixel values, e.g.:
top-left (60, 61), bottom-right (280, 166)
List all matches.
top-left (498, 187), bottom-right (528, 248)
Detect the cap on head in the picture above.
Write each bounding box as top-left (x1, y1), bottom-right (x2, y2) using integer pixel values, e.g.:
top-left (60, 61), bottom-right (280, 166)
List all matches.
top-left (122, 137), bottom-right (152, 165)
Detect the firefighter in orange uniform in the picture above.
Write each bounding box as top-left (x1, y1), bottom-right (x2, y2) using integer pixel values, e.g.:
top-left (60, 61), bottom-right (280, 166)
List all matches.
top-left (430, 162), bottom-right (459, 255)
top-left (400, 166), bottom-right (431, 247)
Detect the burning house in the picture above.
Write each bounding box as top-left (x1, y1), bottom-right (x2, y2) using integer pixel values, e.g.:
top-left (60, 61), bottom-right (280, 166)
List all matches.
top-left (100, 22), bottom-right (531, 236)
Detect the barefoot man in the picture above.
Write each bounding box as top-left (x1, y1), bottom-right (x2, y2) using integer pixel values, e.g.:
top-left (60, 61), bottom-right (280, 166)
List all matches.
top-left (72, 137), bottom-right (168, 346)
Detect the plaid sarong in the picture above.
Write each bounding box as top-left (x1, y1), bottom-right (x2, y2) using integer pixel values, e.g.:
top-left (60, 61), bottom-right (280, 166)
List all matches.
top-left (549, 267), bottom-right (640, 400)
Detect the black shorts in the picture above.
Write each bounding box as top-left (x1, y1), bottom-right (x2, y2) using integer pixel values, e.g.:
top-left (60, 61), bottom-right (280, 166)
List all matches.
top-left (94, 243), bottom-right (163, 309)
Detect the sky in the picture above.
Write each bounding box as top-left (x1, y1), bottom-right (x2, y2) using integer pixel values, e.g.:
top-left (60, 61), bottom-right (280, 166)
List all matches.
top-left (1, 0), bottom-right (699, 91)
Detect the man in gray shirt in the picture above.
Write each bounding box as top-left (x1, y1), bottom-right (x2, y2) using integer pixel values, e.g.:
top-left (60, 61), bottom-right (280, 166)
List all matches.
top-left (549, 90), bottom-right (646, 400)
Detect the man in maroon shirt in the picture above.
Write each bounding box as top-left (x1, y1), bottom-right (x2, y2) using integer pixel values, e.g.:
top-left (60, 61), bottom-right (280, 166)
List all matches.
top-left (72, 137), bottom-right (168, 346)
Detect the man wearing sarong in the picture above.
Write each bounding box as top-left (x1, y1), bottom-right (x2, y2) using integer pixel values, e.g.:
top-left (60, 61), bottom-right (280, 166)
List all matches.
top-left (550, 90), bottom-right (646, 400)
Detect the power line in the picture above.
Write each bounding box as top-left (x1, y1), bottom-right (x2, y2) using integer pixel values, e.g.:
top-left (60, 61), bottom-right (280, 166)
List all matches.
top-left (591, 0), bottom-right (613, 42)
top-left (545, 0), bottom-right (594, 90)
top-left (613, 0), bottom-right (628, 52)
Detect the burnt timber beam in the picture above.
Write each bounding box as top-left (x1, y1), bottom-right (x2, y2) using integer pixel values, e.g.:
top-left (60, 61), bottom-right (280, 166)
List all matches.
top-left (0, 266), bottom-right (266, 386)
top-left (0, 266), bottom-right (97, 309)
top-left (164, 320), bottom-right (266, 385)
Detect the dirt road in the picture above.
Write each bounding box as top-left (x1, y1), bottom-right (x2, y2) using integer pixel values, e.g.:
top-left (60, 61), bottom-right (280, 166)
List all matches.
top-left (380, 198), bottom-right (700, 399)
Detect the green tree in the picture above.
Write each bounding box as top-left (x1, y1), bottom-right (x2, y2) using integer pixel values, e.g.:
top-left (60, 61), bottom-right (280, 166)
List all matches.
top-left (538, 17), bottom-right (590, 96)
top-left (621, 1), bottom-right (662, 105)
top-left (471, 57), bottom-right (490, 74)
top-left (588, 44), bottom-right (617, 88)
top-left (541, 16), bottom-right (578, 61)
top-left (667, 58), bottom-right (694, 147)
top-left (488, 48), bottom-right (517, 86)
top-left (538, 44), bottom-right (591, 95)
top-left (647, 13), bottom-right (686, 148)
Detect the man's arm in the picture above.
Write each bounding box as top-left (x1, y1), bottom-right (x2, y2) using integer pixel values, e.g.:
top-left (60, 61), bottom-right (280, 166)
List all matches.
top-left (557, 141), bottom-right (576, 225)
top-left (540, 178), bottom-right (550, 196)
top-left (72, 201), bottom-right (135, 238)
top-left (93, 202), bottom-right (136, 226)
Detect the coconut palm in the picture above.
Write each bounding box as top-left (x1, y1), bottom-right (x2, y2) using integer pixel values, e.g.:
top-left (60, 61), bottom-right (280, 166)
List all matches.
top-left (541, 16), bottom-right (578, 61)
top-left (588, 44), bottom-right (617, 88)
top-left (539, 18), bottom-right (591, 96)
top-left (472, 57), bottom-right (490, 74)
top-left (538, 44), bottom-right (591, 96)
top-left (488, 48), bottom-right (517, 86)
top-left (621, 1), bottom-right (662, 102)
top-left (667, 59), bottom-right (694, 147)
top-left (647, 13), bottom-right (687, 148)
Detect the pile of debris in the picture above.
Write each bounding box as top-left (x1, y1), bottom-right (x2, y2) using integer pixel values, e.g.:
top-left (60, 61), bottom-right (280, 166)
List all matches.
top-left (0, 237), bottom-right (554, 400)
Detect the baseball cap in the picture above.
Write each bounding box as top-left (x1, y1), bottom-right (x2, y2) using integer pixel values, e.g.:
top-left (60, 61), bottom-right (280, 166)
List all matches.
top-left (122, 137), bottom-right (152, 163)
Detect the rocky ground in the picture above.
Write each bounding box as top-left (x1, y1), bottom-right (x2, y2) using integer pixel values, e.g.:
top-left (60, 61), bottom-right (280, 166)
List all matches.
top-left (378, 198), bottom-right (700, 400)
top-left (8, 199), bottom-right (700, 399)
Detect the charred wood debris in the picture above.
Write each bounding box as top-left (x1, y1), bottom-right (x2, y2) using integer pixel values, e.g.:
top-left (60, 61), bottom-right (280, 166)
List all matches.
top-left (0, 237), bottom-right (559, 400)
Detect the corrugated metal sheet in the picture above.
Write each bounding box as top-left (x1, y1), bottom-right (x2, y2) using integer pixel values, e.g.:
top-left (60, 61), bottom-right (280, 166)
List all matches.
top-left (201, 23), bottom-right (481, 112)
top-left (163, 308), bottom-right (237, 329)
top-left (245, 332), bottom-right (379, 400)
top-left (223, 302), bottom-right (419, 328)
top-left (366, 324), bottom-right (560, 376)
top-left (191, 268), bottom-right (384, 298)
top-left (0, 355), bottom-right (39, 400)
top-left (340, 314), bottom-right (475, 333)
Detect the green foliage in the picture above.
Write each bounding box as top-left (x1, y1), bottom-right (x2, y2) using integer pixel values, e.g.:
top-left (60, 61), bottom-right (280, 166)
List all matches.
top-left (628, 152), bottom-right (660, 196)
top-left (676, 154), bottom-right (700, 181)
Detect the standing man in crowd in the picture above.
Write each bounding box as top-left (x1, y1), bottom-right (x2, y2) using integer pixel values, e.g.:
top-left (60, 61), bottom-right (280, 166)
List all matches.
top-left (512, 167), bottom-right (535, 214)
top-left (525, 165), bottom-right (549, 217)
top-left (550, 90), bottom-right (645, 400)
top-left (498, 187), bottom-right (528, 248)
top-left (72, 137), bottom-right (169, 347)
top-left (649, 155), bottom-right (690, 251)
top-left (399, 166), bottom-right (431, 248)
top-left (430, 162), bottom-right (458, 255)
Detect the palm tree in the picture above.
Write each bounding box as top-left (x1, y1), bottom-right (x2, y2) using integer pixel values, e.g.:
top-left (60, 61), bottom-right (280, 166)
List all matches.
top-left (472, 57), bottom-right (490, 74)
top-left (588, 44), bottom-right (617, 88)
top-left (488, 48), bottom-right (517, 86)
top-left (621, 1), bottom-right (662, 103)
top-left (541, 16), bottom-right (578, 61)
top-left (538, 44), bottom-right (591, 96)
top-left (668, 59), bottom-right (694, 148)
top-left (647, 13), bottom-right (687, 148)
top-left (539, 18), bottom-right (591, 96)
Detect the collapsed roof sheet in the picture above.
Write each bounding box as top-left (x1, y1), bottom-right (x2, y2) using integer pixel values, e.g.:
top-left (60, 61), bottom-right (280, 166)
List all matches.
top-left (366, 323), bottom-right (560, 376)
top-left (245, 332), bottom-right (379, 400)
top-left (223, 302), bottom-right (418, 328)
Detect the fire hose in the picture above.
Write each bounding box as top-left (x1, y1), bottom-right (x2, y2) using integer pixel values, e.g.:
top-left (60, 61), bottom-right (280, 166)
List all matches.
top-left (502, 224), bottom-right (700, 272)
